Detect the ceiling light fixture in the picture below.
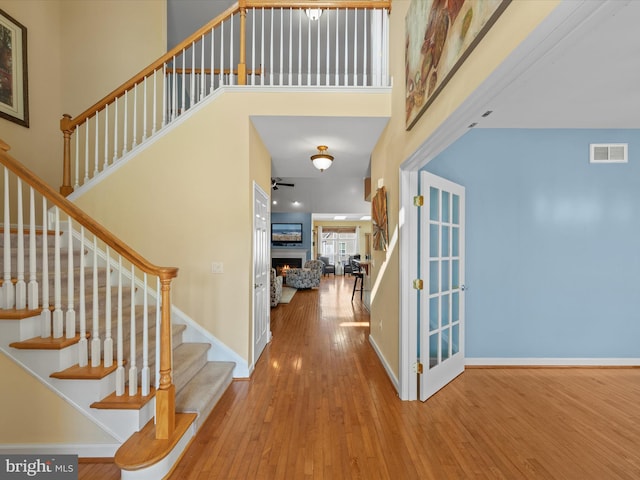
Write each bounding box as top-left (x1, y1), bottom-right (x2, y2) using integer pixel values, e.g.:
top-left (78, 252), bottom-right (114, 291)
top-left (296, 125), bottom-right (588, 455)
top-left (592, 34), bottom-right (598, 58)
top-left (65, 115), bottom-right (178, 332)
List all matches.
top-left (305, 8), bottom-right (323, 21)
top-left (311, 145), bottom-right (334, 172)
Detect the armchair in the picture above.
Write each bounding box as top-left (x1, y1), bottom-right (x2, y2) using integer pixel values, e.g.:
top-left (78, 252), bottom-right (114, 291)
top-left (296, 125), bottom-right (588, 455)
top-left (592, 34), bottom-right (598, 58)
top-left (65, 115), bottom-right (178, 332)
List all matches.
top-left (286, 260), bottom-right (323, 289)
top-left (270, 268), bottom-right (283, 307)
top-left (319, 256), bottom-right (335, 276)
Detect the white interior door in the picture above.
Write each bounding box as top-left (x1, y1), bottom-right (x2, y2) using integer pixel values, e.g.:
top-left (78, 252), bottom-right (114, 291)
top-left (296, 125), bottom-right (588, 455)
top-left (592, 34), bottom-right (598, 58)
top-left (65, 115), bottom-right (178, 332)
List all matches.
top-left (419, 172), bottom-right (465, 401)
top-left (253, 183), bottom-right (270, 363)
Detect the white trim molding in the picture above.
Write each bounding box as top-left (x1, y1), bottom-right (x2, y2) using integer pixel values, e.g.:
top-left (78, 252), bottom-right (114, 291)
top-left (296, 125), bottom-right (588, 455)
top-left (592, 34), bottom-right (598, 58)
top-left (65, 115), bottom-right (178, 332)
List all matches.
top-left (466, 358), bottom-right (640, 367)
top-left (369, 335), bottom-right (399, 393)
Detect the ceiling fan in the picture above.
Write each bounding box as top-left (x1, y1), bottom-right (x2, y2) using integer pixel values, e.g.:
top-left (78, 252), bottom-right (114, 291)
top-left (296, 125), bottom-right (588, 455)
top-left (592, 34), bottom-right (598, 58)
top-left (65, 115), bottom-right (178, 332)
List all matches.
top-left (271, 177), bottom-right (294, 190)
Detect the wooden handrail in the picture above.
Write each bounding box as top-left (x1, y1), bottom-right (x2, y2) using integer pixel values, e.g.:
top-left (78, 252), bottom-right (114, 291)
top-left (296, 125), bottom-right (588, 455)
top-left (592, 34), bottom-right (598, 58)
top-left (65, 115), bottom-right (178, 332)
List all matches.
top-left (1, 140), bottom-right (178, 281)
top-left (245, 1), bottom-right (391, 9)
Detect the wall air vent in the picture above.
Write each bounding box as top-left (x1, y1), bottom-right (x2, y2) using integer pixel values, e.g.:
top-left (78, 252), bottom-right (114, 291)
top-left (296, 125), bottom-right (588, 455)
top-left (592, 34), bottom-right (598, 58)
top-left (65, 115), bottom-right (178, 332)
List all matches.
top-left (590, 143), bottom-right (628, 163)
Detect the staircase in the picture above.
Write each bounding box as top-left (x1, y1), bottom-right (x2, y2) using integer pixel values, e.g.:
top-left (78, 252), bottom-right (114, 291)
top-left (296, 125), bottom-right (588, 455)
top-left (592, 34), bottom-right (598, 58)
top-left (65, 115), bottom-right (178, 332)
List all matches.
top-left (0, 141), bottom-right (235, 478)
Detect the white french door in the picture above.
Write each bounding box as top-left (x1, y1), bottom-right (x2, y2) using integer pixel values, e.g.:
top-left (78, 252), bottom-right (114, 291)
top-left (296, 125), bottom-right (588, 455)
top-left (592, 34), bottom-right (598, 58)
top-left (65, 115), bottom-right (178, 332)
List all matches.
top-left (419, 172), bottom-right (465, 401)
top-left (253, 183), bottom-right (270, 363)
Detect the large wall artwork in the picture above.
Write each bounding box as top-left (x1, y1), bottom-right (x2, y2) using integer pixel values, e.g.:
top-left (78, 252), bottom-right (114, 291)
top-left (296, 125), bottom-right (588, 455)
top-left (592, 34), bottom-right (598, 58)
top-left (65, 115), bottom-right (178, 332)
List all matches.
top-left (405, 0), bottom-right (510, 130)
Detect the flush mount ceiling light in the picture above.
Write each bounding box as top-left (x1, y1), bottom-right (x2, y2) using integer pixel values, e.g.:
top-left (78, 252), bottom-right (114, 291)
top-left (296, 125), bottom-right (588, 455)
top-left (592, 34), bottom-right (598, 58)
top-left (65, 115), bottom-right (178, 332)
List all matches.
top-left (305, 8), bottom-right (323, 21)
top-left (311, 145), bottom-right (334, 172)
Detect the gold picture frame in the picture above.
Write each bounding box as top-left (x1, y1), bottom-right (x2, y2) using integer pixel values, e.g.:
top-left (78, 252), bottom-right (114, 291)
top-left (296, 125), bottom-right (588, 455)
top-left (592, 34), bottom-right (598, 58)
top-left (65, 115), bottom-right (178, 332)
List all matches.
top-left (0, 8), bottom-right (29, 128)
top-left (372, 186), bottom-right (388, 251)
top-left (405, 0), bottom-right (510, 130)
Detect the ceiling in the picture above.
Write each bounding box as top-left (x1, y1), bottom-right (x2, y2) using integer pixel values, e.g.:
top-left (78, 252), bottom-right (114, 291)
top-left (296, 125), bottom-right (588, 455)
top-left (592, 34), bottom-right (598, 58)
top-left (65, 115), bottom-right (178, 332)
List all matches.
top-left (168, 0), bottom-right (640, 217)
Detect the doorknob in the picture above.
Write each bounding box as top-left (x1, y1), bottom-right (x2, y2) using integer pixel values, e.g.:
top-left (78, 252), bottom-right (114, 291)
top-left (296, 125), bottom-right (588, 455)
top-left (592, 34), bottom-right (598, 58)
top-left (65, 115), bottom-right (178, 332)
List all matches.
top-left (461, 284), bottom-right (466, 291)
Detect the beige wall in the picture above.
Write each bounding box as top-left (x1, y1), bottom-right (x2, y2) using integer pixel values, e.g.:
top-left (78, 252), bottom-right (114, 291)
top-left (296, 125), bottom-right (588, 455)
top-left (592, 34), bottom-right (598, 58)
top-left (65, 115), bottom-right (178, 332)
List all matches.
top-left (0, 0), bottom-right (166, 445)
top-left (368, 0), bottom-right (561, 381)
top-left (0, 0), bottom-right (165, 189)
top-left (73, 90), bottom-right (388, 366)
top-left (59, 0), bottom-right (166, 117)
top-left (0, 353), bottom-right (117, 444)
top-left (0, 0), bottom-right (63, 187)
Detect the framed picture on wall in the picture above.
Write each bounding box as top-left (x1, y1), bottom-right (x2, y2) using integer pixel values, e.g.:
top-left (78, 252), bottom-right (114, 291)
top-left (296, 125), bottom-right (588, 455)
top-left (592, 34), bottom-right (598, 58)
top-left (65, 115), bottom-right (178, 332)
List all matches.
top-left (405, 0), bottom-right (510, 130)
top-left (372, 186), bottom-right (388, 251)
top-left (0, 8), bottom-right (29, 128)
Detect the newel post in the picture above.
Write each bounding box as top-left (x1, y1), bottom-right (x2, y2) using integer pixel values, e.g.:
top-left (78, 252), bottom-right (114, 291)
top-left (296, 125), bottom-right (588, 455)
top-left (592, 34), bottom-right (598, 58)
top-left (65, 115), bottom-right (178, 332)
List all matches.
top-left (238, 0), bottom-right (247, 85)
top-left (60, 114), bottom-right (74, 197)
top-left (155, 274), bottom-right (176, 440)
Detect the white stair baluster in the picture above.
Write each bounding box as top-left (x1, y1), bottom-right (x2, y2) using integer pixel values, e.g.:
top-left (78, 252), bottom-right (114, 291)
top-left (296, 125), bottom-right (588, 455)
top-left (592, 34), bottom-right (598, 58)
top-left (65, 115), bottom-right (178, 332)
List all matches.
top-left (326, 10), bottom-right (330, 85)
top-left (200, 34), bottom-right (205, 101)
top-left (153, 68), bottom-right (158, 134)
top-left (344, 9), bottom-right (349, 86)
top-left (354, 9), bottom-right (358, 86)
top-left (94, 115), bottom-right (99, 176)
top-left (307, 12), bottom-right (311, 85)
top-left (190, 41), bottom-right (196, 106)
top-left (317, 10), bottom-right (321, 86)
top-left (84, 121), bottom-right (90, 180)
top-left (143, 75), bottom-right (148, 140)
top-left (15, 178), bottom-right (26, 309)
top-left (122, 90), bottom-right (128, 155)
top-left (279, 9), bottom-right (283, 86)
top-left (78, 226), bottom-right (88, 366)
top-left (40, 198), bottom-right (50, 337)
top-left (75, 131), bottom-right (80, 188)
top-left (3, 168), bottom-right (13, 309)
top-left (261, 8), bottom-right (264, 86)
top-left (141, 273), bottom-right (150, 396)
top-left (113, 96), bottom-right (119, 162)
top-left (269, 11), bottom-right (273, 85)
top-left (90, 237), bottom-right (101, 366)
top-left (220, 21), bottom-right (225, 86)
top-left (230, 14), bottom-right (234, 86)
top-left (210, 28), bottom-right (215, 93)
top-left (115, 257), bottom-right (125, 395)
top-left (65, 217), bottom-right (75, 338)
top-left (132, 84), bottom-right (138, 148)
top-left (103, 246), bottom-right (113, 367)
top-left (52, 208), bottom-right (63, 338)
top-left (129, 265), bottom-right (138, 395)
top-left (27, 187), bottom-right (38, 310)
top-left (103, 104), bottom-right (109, 170)
top-left (335, 9), bottom-right (340, 86)
top-left (297, 10), bottom-right (301, 85)
top-left (171, 57), bottom-right (176, 122)
top-left (287, 8), bottom-right (292, 86)
top-left (181, 50), bottom-right (186, 113)
top-left (252, 9), bottom-right (256, 86)
top-left (363, 9), bottom-right (368, 86)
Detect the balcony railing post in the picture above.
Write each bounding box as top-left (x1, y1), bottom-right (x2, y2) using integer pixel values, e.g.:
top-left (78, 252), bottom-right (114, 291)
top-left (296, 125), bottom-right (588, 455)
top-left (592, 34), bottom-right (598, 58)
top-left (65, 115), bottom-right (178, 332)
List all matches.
top-left (155, 274), bottom-right (175, 440)
top-left (60, 114), bottom-right (74, 197)
top-left (238, 0), bottom-right (247, 85)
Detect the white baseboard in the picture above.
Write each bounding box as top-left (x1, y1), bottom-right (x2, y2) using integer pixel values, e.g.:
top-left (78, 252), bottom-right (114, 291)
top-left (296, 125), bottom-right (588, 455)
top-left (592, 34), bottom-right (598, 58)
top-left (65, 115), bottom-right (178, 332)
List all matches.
top-left (466, 358), bottom-right (640, 367)
top-left (0, 443), bottom-right (119, 458)
top-left (368, 335), bottom-right (400, 393)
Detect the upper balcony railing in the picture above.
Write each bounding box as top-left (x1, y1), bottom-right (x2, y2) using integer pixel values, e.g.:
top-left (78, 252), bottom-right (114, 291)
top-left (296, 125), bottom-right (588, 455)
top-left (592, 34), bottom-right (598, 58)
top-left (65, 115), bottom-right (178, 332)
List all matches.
top-left (59, 0), bottom-right (391, 195)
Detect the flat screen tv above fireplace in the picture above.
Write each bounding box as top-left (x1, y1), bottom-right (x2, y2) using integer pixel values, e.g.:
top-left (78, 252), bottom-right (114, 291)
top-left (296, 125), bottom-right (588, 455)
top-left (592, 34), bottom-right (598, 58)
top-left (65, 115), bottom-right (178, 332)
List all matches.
top-left (271, 222), bottom-right (303, 245)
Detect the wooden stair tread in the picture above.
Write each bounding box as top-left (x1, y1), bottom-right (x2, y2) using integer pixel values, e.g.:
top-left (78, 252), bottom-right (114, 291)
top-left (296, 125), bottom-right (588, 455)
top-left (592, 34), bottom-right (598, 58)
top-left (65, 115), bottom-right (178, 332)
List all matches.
top-left (91, 387), bottom-right (156, 410)
top-left (10, 333), bottom-right (85, 350)
top-left (0, 307), bottom-right (43, 320)
top-left (115, 413), bottom-right (196, 471)
top-left (51, 361), bottom-right (118, 379)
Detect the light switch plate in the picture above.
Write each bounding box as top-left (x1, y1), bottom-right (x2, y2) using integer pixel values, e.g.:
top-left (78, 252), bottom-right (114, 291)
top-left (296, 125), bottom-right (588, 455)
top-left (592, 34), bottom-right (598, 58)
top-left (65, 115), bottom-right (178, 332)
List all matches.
top-left (211, 262), bottom-right (224, 274)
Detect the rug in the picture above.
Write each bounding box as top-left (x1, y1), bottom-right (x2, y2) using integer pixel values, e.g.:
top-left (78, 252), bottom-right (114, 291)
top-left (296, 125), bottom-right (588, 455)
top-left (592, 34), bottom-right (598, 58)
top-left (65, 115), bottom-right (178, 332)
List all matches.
top-left (279, 286), bottom-right (297, 304)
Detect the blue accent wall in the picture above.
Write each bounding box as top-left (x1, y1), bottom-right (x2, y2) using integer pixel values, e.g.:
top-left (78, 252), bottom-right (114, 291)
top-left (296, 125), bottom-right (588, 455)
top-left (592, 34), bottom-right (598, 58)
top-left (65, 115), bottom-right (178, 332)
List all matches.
top-left (424, 129), bottom-right (640, 358)
top-left (271, 212), bottom-right (313, 261)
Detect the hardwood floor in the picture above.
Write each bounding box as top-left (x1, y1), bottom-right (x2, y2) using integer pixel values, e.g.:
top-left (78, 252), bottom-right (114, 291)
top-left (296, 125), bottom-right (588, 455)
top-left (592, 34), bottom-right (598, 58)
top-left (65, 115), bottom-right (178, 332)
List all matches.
top-left (80, 275), bottom-right (640, 479)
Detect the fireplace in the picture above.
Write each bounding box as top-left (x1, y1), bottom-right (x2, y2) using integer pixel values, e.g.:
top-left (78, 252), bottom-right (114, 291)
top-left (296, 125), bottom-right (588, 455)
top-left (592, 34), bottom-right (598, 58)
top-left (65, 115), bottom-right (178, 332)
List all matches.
top-left (272, 258), bottom-right (302, 277)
